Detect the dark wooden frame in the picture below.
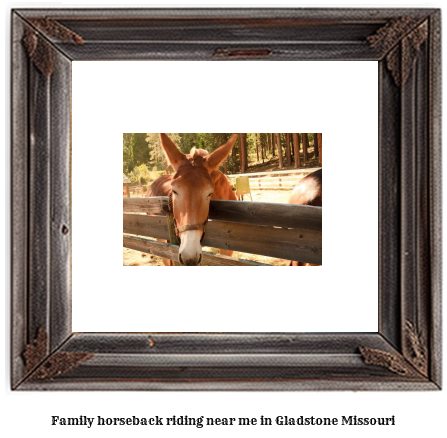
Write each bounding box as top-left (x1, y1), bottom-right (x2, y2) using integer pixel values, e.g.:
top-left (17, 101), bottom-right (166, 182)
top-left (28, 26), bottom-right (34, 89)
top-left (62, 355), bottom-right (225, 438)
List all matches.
top-left (11, 8), bottom-right (441, 390)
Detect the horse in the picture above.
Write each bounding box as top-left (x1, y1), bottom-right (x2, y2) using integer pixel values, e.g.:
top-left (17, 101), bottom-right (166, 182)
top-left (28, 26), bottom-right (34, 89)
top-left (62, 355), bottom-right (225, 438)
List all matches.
top-left (146, 133), bottom-right (238, 266)
top-left (288, 169), bottom-right (322, 266)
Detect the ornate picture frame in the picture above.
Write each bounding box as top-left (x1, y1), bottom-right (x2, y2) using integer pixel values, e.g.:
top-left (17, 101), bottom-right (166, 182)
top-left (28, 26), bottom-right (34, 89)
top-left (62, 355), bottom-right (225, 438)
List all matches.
top-left (11, 8), bottom-right (441, 390)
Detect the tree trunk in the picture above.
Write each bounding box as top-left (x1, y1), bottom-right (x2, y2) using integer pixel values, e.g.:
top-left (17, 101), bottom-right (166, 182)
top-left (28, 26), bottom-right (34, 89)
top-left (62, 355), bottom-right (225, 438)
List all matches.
top-left (313, 133), bottom-right (319, 158)
top-left (271, 133), bottom-right (276, 157)
top-left (293, 133), bottom-right (301, 168)
top-left (286, 133), bottom-right (291, 165)
top-left (255, 133), bottom-right (259, 162)
top-left (239, 133), bottom-right (244, 173)
top-left (260, 133), bottom-right (265, 162)
top-left (239, 133), bottom-right (247, 173)
top-left (317, 133), bottom-right (322, 165)
top-left (290, 133), bottom-right (294, 159)
top-left (303, 133), bottom-right (309, 162)
top-left (232, 138), bottom-right (237, 161)
top-left (276, 133), bottom-right (283, 169)
top-left (243, 133), bottom-right (248, 169)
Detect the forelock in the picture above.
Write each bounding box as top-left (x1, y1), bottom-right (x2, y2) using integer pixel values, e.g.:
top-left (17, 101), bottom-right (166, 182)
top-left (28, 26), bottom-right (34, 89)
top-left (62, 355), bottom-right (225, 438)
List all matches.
top-left (189, 147), bottom-right (209, 159)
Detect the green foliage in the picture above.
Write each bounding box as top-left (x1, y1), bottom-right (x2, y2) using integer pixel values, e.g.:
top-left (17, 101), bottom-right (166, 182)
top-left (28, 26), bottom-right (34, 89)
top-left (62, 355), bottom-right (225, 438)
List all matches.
top-left (224, 155), bottom-right (239, 174)
top-left (124, 133), bottom-right (316, 180)
top-left (147, 170), bottom-right (166, 182)
top-left (177, 133), bottom-right (230, 154)
top-left (146, 133), bottom-right (181, 171)
top-left (123, 133), bottom-right (132, 174)
top-left (130, 133), bottom-right (150, 166)
top-left (128, 164), bottom-right (150, 185)
top-left (128, 164), bottom-right (165, 185)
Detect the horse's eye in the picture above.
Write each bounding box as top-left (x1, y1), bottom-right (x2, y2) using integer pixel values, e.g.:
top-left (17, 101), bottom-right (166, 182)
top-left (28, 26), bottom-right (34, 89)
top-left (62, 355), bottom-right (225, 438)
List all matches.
top-left (208, 193), bottom-right (214, 198)
top-left (172, 190), bottom-right (178, 196)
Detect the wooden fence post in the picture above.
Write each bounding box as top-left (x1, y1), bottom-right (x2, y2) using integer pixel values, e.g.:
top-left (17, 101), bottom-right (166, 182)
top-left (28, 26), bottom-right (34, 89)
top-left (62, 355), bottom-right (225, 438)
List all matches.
top-left (166, 213), bottom-right (180, 266)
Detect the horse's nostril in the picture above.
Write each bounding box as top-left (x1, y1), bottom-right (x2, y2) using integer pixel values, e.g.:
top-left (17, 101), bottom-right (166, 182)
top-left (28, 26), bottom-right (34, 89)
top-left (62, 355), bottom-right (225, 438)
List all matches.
top-left (178, 252), bottom-right (202, 266)
top-left (178, 253), bottom-right (185, 266)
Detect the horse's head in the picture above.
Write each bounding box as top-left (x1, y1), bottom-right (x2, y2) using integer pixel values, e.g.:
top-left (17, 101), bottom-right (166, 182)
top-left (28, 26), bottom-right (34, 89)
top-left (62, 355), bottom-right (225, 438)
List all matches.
top-left (159, 133), bottom-right (238, 266)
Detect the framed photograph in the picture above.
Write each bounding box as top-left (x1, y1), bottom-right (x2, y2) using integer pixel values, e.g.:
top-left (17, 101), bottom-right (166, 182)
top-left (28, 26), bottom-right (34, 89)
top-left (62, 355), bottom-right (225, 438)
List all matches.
top-left (11, 8), bottom-right (441, 390)
top-left (121, 132), bottom-right (323, 268)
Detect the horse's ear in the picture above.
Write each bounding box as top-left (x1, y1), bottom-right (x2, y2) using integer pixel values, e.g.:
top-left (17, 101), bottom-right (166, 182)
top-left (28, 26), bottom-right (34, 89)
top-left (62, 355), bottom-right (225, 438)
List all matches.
top-left (205, 134), bottom-right (239, 171)
top-left (159, 134), bottom-right (186, 171)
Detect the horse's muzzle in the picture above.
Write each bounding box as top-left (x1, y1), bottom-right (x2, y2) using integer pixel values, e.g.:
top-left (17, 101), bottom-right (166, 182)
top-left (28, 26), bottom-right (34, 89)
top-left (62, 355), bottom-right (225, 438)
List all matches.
top-left (178, 253), bottom-right (202, 266)
top-left (178, 230), bottom-right (203, 266)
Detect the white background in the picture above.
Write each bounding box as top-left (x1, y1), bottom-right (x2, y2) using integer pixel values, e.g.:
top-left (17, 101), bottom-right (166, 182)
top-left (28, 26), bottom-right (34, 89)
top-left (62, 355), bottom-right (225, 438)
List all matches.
top-left (2, 1), bottom-right (445, 438)
top-left (72, 60), bottom-right (378, 333)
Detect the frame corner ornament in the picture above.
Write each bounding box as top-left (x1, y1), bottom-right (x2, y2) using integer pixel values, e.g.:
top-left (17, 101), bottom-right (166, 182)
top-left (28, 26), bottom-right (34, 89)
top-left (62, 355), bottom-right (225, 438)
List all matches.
top-left (27, 352), bottom-right (94, 381)
top-left (22, 17), bottom-right (84, 76)
top-left (404, 320), bottom-right (428, 377)
top-left (359, 346), bottom-right (423, 380)
top-left (367, 17), bottom-right (429, 86)
top-left (23, 327), bottom-right (49, 373)
top-left (22, 328), bottom-right (94, 381)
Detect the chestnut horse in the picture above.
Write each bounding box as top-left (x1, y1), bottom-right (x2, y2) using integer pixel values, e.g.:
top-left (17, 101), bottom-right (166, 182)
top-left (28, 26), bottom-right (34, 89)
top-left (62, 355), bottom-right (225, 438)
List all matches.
top-left (146, 134), bottom-right (238, 266)
top-left (289, 169), bottom-right (322, 266)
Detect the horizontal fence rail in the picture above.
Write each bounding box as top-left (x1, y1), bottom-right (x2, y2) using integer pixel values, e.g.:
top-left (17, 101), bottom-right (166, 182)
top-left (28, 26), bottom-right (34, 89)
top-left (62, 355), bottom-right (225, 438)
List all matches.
top-left (227, 167), bottom-right (321, 179)
top-left (248, 176), bottom-right (303, 190)
top-left (227, 167), bottom-right (321, 191)
top-left (123, 197), bottom-right (322, 265)
top-left (124, 236), bottom-right (271, 266)
top-left (123, 197), bottom-right (322, 230)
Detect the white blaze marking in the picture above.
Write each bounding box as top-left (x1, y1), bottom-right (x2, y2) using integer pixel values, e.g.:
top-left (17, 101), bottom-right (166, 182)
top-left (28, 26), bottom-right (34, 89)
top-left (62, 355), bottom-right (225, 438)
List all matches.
top-left (178, 230), bottom-right (202, 265)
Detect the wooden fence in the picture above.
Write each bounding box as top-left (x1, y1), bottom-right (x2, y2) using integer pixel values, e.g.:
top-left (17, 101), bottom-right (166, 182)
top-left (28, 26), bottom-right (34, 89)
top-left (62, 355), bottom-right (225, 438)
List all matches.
top-left (123, 197), bottom-right (322, 266)
top-left (128, 185), bottom-right (145, 196)
top-left (247, 175), bottom-right (304, 190)
top-left (228, 167), bottom-right (321, 191)
top-left (227, 167), bottom-right (321, 179)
